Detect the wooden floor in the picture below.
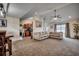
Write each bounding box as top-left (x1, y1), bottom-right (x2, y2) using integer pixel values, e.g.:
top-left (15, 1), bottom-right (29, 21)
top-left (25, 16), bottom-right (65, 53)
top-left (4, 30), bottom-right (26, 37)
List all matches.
top-left (12, 38), bottom-right (79, 56)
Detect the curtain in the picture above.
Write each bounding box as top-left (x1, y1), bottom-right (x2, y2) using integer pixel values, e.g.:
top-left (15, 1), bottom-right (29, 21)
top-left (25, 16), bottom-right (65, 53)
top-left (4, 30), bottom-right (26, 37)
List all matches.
top-left (65, 23), bottom-right (70, 38)
top-left (54, 24), bottom-right (56, 32)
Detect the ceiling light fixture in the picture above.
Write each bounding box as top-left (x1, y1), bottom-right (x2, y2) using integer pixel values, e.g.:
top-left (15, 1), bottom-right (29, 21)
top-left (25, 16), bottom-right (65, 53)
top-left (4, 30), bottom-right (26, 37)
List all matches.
top-left (0, 11), bottom-right (4, 16)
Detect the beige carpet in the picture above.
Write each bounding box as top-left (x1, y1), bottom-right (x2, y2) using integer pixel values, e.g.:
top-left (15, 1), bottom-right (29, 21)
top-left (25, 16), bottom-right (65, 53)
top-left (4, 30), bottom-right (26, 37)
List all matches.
top-left (12, 38), bottom-right (79, 56)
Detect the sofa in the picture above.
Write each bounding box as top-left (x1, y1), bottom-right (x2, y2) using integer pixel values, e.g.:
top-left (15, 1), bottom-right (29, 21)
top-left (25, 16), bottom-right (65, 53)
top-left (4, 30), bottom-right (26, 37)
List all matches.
top-left (49, 32), bottom-right (63, 40)
top-left (33, 31), bottom-right (63, 40)
top-left (33, 32), bottom-right (49, 40)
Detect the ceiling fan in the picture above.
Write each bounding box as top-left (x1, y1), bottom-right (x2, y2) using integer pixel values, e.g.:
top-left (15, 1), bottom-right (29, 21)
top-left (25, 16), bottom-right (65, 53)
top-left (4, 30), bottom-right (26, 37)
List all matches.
top-left (0, 3), bottom-right (5, 17)
top-left (52, 9), bottom-right (62, 20)
top-left (0, 3), bottom-right (9, 18)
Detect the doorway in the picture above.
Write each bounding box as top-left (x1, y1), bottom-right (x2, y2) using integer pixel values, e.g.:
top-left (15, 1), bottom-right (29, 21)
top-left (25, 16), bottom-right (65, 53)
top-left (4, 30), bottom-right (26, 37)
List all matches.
top-left (23, 23), bottom-right (33, 37)
top-left (20, 19), bottom-right (33, 39)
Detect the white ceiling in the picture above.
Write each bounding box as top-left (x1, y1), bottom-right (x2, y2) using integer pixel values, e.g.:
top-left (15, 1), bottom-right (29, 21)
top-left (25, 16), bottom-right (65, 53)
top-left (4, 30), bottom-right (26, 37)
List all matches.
top-left (2, 3), bottom-right (79, 23)
top-left (7, 3), bottom-right (70, 18)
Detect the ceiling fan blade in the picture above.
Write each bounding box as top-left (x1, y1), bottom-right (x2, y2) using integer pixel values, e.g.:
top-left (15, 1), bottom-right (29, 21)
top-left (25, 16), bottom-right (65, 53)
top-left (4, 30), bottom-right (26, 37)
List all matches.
top-left (57, 15), bottom-right (60, 17)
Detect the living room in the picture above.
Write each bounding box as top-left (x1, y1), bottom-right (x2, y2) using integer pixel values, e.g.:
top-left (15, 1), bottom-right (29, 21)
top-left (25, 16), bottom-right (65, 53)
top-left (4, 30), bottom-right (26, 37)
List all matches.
top-left (0, 3), bottom-right (79, 56)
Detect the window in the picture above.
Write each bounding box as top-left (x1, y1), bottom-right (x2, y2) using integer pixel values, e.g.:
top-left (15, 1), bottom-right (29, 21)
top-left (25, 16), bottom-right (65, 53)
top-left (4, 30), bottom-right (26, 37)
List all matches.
top-left (56, 24), bottom-right (65, 37)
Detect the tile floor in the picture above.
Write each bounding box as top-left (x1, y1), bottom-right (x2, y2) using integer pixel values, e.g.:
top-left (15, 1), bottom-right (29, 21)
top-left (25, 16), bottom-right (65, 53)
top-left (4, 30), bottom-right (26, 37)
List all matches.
top-left (12, 38), bottom-right (79, 56)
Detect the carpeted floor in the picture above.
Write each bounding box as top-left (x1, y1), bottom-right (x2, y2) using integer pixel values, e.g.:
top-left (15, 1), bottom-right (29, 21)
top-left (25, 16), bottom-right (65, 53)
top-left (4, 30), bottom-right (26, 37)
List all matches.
top-left (12, 38), bottom-right (79, 56)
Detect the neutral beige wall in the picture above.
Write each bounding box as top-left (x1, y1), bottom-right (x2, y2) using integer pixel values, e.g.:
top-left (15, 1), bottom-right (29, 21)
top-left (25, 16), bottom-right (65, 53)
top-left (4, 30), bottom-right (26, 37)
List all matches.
top-left (33, 16), bottom-right (43, 32)
top-left (69, 19), bottom-right (79, 38)
top-left (0, 16), bottom-right (20, 41)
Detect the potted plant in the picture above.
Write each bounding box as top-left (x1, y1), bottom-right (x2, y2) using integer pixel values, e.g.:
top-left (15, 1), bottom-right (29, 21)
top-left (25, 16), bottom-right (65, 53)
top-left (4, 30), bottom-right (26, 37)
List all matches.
top-left (73, 24), bottom-right (79, 39)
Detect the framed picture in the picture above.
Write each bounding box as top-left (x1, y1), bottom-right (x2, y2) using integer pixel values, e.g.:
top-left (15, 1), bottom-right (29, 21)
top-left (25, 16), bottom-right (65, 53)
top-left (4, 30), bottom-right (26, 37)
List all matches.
top-left (0, 19), bottom-right (7, 27)
top-left (35, 20), bottom-right (42, 28)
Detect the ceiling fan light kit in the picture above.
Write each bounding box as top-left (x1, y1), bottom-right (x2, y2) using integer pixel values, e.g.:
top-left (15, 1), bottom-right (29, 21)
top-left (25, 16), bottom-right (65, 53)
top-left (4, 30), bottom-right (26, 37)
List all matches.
top-left (53, 17), bottom-right (58, 20)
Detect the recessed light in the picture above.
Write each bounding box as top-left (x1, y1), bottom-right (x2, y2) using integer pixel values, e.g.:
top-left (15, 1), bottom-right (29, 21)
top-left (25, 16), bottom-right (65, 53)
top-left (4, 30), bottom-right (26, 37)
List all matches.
top-left (35, 12), bottom-right (38, 15)
top-left (68, 16), bottom-right (72, 18)
top-left (28, 17), bottom-right (33, 19)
